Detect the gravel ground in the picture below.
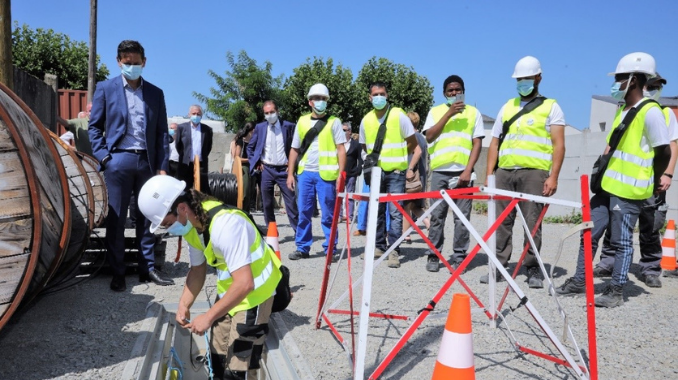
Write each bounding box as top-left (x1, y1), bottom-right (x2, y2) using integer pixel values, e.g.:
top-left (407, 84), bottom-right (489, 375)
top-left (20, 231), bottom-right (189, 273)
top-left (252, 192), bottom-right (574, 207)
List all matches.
top-left (1, 207), bottom-right (677, 380)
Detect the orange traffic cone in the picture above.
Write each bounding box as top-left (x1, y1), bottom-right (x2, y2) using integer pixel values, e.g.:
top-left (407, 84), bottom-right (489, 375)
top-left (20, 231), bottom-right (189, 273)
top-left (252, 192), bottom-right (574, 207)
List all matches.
top-left (432, 293), bottom-right (475, 380)
top-left (266, 221), bottom-right (281, 260)
top-left (660, 220), bottom-right (676, 271)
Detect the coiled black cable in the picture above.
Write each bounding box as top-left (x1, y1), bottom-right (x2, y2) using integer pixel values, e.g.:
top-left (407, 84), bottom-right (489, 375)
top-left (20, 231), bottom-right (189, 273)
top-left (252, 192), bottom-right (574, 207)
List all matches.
top-left (207, 173), bottom-right (239, 207)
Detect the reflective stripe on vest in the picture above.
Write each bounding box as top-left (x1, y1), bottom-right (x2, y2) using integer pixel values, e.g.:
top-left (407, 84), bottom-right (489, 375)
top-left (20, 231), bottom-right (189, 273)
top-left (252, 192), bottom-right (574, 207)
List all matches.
top-left (296, 115), bottom-right (340, 180)
top-left (498, 98), bottom-right (556, 171)
top-left (601, 100), bottom-right (659, 200)
top-left (428, 104), bottom-right (478, 170)
top-left (183, 200), bottom-right (282, 315)
top-left (362, 107), bottom-right (409, 171)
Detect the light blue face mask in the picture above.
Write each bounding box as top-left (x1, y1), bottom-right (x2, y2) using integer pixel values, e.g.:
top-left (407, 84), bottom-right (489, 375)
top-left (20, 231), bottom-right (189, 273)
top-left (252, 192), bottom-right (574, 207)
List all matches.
top-left (121, 64), bottom-right (143, 80)
top-left (313, 100), bottom-right (327, 114)
top-left (611, 77), bottom-right (632, 101)
top-left (516, 79), bottom-right (535, 97)
top-left (190, 115), bottom-right (202, 125)
top-left (371, 95), bottom-right (387, 110)
top-left (167, 219), bottom-right (193, 236)
top-left (446, 96), bottom-right (457, 105)
top-left (168, 129), bottom-right (175, 137)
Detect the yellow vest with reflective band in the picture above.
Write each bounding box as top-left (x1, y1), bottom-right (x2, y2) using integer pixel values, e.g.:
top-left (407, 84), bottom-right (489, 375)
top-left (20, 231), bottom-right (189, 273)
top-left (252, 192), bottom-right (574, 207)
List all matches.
top-left (662, 107), bottom-right (671, 125)
top-left (602, 100), bottom-right (660, 200)
top-left (296, 114), bottom-right (339, 181)
top-left (428, 104), bottom-right (478, 170)
top-left (499, 98), bottom-right (557, 171)
top-left (362, 107), bottom-right (409, 171)
top-left (183, 200), bottom-right (282, 316)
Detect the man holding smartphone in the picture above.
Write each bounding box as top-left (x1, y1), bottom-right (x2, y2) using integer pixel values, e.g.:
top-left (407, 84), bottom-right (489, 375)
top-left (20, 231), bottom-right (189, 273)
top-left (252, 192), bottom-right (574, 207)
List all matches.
top-left (422, 75), bottom-right (485, 272)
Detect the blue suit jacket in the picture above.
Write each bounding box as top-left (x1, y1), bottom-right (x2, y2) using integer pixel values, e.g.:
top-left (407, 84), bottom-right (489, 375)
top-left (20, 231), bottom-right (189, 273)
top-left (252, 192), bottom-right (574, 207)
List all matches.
top-left (88, 75), bottom-right (169, 173)
top-left (246, 119), bottom-right (295, 174)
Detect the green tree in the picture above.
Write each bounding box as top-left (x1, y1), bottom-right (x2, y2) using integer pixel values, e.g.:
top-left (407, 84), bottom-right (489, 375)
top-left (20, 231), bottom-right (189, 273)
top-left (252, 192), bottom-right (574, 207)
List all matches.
top-left (355, 57), bottom-right (434, 123)
top-left (11, 22), bottom-right (109, 90)
top-left (282, 57), bottom-right (361, 129)
top-left (194, 50), bottom-right (283, 133)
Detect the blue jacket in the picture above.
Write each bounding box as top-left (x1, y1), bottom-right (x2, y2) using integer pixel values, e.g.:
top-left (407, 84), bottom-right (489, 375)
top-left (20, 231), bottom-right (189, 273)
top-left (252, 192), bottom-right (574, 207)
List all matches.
top-left (88, 75), bottom-right (169, 173)
top-left (246, 119), bottom-right (295, 174)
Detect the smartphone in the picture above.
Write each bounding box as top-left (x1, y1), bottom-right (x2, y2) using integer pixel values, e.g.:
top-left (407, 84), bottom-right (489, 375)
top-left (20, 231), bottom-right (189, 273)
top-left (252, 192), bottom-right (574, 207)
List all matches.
top-left (454, 93), bottom-right (465, 104)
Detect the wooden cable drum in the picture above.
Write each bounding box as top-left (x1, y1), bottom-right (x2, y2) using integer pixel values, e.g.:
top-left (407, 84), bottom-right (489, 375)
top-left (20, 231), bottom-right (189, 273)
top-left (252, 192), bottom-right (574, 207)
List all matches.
top-left (193, 154), bottom-right (200, 191)
top-left (0, 82), bottom-right (71, 330)
top-left (78, 153), bottom-right (108, 228)
top-left (44, 131), bottom-right (95, 287)
top-left (232, 156), bottom-right (244, 209)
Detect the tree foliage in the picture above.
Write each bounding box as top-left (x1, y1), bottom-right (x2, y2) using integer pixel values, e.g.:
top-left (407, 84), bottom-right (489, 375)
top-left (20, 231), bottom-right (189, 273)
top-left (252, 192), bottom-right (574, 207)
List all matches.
top-left (194, 50), bottom-right (283, 133)
top-left (282, 57), bottom-right (361, 128)
top-left (355, 57), bottom-right (434, 124)
top-left (11, 22), bottom-right (109, 90)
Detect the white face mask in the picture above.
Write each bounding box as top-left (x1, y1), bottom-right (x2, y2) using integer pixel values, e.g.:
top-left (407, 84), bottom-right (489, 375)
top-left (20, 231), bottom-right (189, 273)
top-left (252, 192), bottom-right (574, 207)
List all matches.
top-left (265, 112), bottom-right (278, 124)
top-left (643, 88), bottom-right (662, 101)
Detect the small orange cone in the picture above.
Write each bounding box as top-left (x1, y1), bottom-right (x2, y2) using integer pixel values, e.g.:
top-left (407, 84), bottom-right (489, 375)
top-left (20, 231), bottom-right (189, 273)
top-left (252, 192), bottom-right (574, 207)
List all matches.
top-left (660, 220), bottom-right (676, 271)
top-left (266, 221), bottom-right (281, 260)
top-left (432, 293), bottom-right (475, 380)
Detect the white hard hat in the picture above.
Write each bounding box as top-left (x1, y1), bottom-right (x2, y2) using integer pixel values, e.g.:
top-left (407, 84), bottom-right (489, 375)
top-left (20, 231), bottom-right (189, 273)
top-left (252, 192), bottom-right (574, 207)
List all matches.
top-left (512, 56), bottom-right (542, 78)
top-left (138, 175), bottom-right (187, 233)
top-left (307, 83), bottom-right (330, 99)
top-left (609, 52), bottom-right (656, 77)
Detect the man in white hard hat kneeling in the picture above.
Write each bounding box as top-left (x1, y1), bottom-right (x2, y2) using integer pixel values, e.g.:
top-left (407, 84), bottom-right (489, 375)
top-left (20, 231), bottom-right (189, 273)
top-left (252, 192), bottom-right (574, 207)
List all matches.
top-left (484, 56), bottom-right (566, 288)
top-left (557, 52), bottom-right (671, 308)
top-left (138, 175), bottom-right (282, 379)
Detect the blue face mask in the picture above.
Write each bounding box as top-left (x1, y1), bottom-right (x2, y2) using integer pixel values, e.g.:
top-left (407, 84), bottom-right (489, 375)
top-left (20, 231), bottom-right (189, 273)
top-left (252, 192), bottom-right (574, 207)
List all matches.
top-left (121, 64), bottom-right (143, 80)
top-left (516, 79), bottom-right (535, 97)
top-left (371, 95), bottom-right (387, 110)
top-left (313, 100), bottom-right (327, 114)
top-left (190, 115), bottom-right (202, 125)
top-left (167, 219), bottom-right (193, 236)
top-left (446, 96), bottom-right (457, 105)
top-left (611, 78), bottom-right (631, 101)
top-left (169, 129), bottom-right (175, 137)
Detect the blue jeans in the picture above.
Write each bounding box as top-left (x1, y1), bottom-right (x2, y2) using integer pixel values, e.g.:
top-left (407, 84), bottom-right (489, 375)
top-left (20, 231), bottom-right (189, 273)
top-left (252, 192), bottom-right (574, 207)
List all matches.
top-left (295, 171), bottom-right (337, 254)
top-left (358, 182), bottom-right (390, 231)
top-left (574, 193), bottom-right (642, 287)
top-left (376, 171), bottom-right (405, 252)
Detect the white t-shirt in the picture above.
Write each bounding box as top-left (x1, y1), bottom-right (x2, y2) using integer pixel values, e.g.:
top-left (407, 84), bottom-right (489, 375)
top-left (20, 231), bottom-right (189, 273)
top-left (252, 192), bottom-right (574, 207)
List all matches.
top-left (422, 106), bottom-right (486, 172)
top-left (491, 100), bottom-right (566, 139)
top-left (617, 100), bottom-right (669, 149)
top-left (359, 109), bottom-right (416, 147)
top-left (187, 213), bottom-right (255, 274)
top-left (665, 108), bottom-right (678, 142)
top-left (291, 117), bottom-right (346, 172)
top-left (169, 140), bottom-right (179, 162)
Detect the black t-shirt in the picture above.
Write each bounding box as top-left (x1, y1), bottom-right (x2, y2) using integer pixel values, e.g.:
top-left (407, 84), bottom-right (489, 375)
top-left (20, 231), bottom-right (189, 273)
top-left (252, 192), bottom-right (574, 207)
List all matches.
top-left (236, 138), bottom-right (249, 159)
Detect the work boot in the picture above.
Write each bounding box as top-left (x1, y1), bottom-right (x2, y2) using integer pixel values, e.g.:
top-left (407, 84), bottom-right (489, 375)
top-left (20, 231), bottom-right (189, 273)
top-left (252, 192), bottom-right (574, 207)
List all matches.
top-left (593, 266), bottom-right (612, 278)
top-left (360, 248), bottom-right (384, 259)
top-left (526, 266), bottom-right (544, 289)
top-left (594, 284), bottom-right (624, 308)
top-left (662, 269), bottom-right (678, 278)
top-left (426, 255), bottom-right (439, 272)
top-left (289, 250), bottom-right (309, 260)
top-left (387, 252), bottom-right (400, 268)
top-left (451, 259), bottom-right (466, 274)
top-left (642, 274), bottom-right (662, 288)
top-left (480, 268), bottom-right (506, 284)
top-left (555, 277), bottom-right (585, 295)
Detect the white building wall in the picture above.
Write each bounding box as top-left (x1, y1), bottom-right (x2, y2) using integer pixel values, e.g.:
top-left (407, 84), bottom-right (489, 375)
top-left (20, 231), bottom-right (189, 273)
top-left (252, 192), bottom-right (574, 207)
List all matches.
top-left (588, 98), bottom-right (619, 132)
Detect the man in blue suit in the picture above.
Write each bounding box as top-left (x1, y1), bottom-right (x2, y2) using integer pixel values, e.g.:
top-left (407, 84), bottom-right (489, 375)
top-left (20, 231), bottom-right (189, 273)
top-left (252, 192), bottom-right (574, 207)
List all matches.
top-left (89, 40), bottom-right (174, 292)
top-left (247, 100), bottom-right (299, 233)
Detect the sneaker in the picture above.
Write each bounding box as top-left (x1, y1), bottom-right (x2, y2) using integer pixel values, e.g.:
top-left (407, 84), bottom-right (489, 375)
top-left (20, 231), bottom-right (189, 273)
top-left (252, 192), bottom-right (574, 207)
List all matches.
top-left (426, 255), bottom-right (439, 272)
top-left (331, 254), bottom-right (340, 263)
top-left (663, 269), bottom-right (678, 278)
top-left (593, 266), bottom-right (612, 278)
top-left (387, 252), bottom-right (400, 268)
top-left (594, 284), bottom-right (624, 308)
top-left (642, 273), bottom-right (662, 288)
top-left (480, 269), bottom-right (506, 284)
top-left (526, 266), bottom-right (544, 289)
top-left (451, 259), bottom-right (466, 274)
top-left (555, 277), bottom-right (585, 295)
top-left (360, 248), bottom-right (384, 259)
top-left (289, 250), bottom-right (309, 260)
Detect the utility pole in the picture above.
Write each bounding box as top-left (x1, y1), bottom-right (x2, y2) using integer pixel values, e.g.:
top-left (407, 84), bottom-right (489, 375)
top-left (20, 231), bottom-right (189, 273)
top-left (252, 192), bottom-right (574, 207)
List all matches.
top-left (0, 0), bottom-right (13, 90)
top-left (87, 0), bottom-right (97, 102)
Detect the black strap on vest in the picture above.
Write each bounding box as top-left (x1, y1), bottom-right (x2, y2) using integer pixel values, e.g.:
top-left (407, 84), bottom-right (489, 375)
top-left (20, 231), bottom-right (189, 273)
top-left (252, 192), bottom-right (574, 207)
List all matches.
top-left (294, 116), bottom-right (330, 173)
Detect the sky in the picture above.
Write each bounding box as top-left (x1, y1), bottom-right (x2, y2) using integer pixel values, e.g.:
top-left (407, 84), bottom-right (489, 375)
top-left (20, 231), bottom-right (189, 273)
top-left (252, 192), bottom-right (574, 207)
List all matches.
top-left (11, 0), bottom-right (678, 130)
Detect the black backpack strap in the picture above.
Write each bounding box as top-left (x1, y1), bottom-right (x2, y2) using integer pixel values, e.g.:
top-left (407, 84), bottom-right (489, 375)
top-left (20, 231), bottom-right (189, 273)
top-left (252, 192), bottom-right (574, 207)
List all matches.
top-left (608, 99), bottom-right (659, 152)
top-left (294, 116), bottom-right (330, 173)
top-left (366, 106), bottom-right (393, 164)
top-left (494, 96), bottom-right (547, 171)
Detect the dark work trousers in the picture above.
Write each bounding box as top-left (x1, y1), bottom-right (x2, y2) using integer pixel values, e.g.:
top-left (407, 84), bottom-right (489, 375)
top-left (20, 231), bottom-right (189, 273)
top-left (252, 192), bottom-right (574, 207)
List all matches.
top-left (427, 170), bottom-right (472, 262)
top-left (494, 168), bottom-right (549, 268)
top-left (574, 193), bottom-right (642, 287)
top-left (376, 170), bottom-right (406, 253)
top-left (104, 151), bottom-right (156, 276)
top-left (597, 192), bottom-right (667, 276)
top-left (261, 164), bottom-right (298, 233)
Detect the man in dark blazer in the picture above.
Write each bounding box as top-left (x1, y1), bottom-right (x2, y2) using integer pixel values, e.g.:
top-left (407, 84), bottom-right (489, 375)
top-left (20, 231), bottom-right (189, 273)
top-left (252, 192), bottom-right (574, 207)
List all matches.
top-left (88, 40), bottom-right (174, 292)
top-left (247, 100), bottom-right (299, 233)
top-left (175, 105), bottom-right (213, 191)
